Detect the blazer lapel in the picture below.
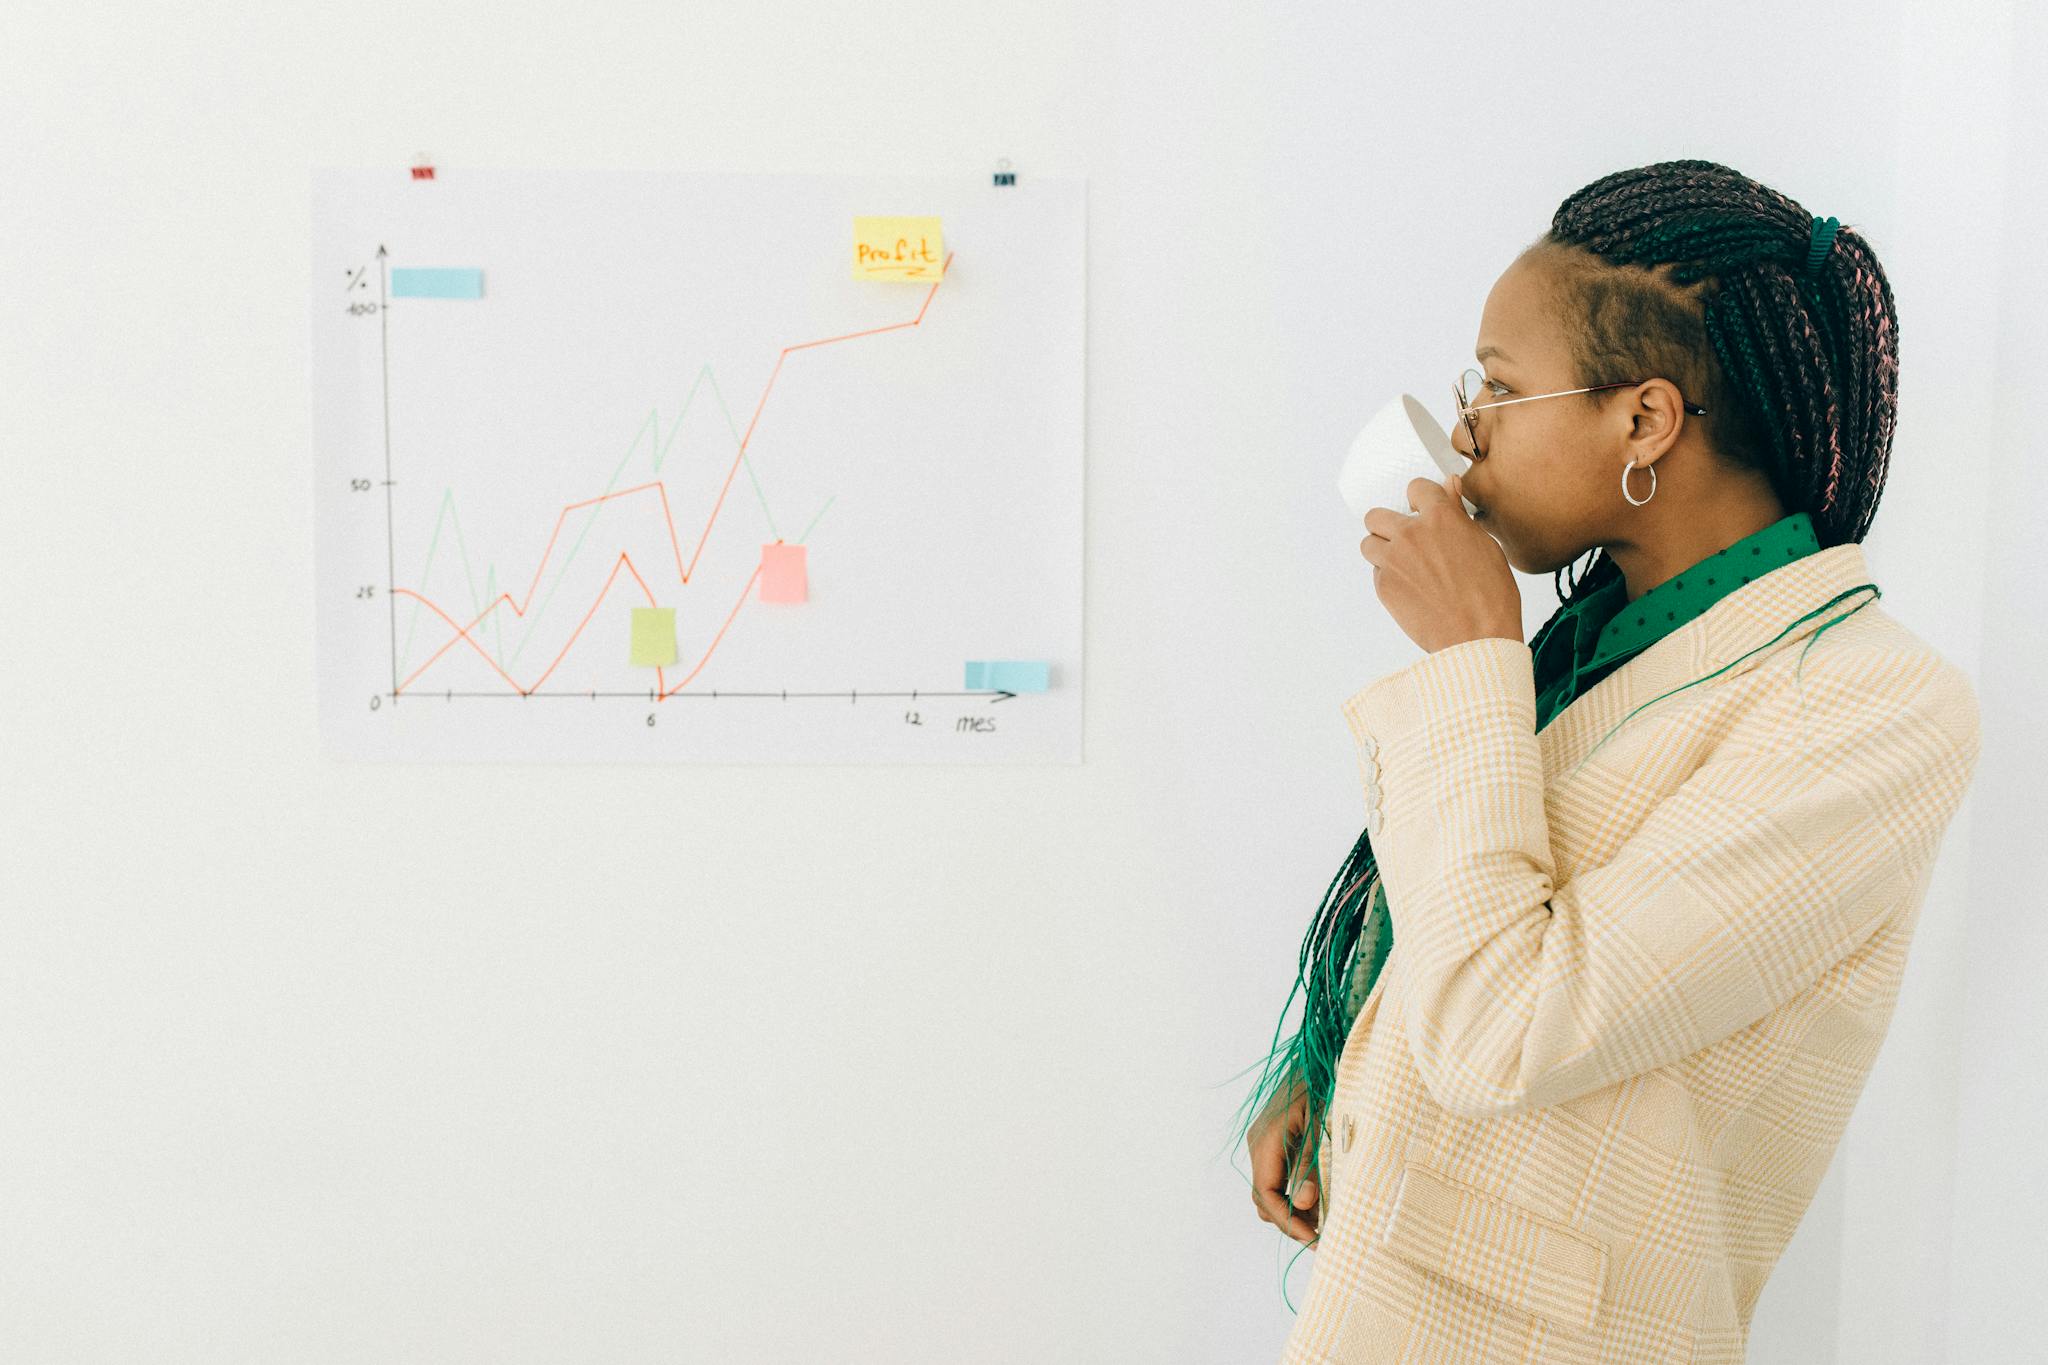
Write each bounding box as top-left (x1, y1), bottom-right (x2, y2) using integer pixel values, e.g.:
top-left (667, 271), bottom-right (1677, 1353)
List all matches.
top-left (1535, 540), bottom-right (1881, 780)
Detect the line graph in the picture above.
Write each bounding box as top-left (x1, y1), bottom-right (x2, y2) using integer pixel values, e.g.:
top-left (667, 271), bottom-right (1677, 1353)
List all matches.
top-left (312, 167), bottom-right (1084, 763)
top-left (386, 254), bottom-right (953, 702)
top-left (391, 368), bottom-right (836, 682)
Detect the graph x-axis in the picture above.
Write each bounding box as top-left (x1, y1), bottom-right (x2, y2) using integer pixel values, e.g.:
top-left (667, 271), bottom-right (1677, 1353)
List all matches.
top-left (382, 689), bottom-right (1024, 702)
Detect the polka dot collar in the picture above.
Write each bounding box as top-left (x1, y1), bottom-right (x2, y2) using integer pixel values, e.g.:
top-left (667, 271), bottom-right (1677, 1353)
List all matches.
top-left (1534, 512), bottom-right (1823, 693)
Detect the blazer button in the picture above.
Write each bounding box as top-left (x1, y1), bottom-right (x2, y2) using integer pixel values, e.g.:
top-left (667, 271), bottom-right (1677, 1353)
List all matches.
top-left (1360, 734), bottom-right (1378, 758)
top-left (1341, 1113), bottom-right (1356, 1152)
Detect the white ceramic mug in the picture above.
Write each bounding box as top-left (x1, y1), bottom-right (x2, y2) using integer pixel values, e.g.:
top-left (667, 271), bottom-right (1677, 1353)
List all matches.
top-left (1338, 393), bottom-right (1477, 521)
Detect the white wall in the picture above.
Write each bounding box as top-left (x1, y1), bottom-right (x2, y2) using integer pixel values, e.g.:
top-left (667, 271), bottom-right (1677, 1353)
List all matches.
top-left (1940, 0), bottom-right (2048, 1360)
top-left (3, 2), bottom-right (2031, 1361)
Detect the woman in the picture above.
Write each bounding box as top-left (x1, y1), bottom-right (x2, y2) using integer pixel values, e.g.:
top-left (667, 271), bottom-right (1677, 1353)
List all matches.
top-left (1232, 159), bottom-right (1982, 1363)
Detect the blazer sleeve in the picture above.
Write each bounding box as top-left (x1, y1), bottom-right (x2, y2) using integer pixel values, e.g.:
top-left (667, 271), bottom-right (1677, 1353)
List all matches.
top-left (1341, 634), bottom-right (1982, 1121)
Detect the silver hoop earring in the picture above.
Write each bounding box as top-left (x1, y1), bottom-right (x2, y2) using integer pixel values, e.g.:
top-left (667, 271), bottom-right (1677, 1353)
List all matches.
top-left (1622, 457), bottom-right (1656, 506)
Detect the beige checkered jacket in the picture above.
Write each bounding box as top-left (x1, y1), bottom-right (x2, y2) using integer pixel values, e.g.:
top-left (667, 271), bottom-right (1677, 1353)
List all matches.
top-left (1279, 540), bottom-right (1981, 1364)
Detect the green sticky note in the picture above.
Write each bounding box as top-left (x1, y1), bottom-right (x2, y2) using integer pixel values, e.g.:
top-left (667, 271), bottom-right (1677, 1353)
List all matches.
top-left (630, 607), bottom-right (676, 667)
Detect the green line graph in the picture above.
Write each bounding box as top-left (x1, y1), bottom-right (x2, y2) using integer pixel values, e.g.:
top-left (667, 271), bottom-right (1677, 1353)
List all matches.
top-left (394, 361), bottom-right (835, 678)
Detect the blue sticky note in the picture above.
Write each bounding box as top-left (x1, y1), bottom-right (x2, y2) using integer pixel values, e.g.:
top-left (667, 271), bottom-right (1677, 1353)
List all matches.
top-left (391, 268), bottom-right (484, 299)
top-left (964, 660), bottom-right (1049, 692)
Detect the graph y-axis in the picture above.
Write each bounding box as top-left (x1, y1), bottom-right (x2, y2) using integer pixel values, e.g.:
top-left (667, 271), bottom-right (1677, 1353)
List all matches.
top-left (377, 244), bottom-right (397, 700)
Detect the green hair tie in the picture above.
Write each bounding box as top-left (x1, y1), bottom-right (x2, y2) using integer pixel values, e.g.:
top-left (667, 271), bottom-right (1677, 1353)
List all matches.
top-left (1804, 214), bottom-right (1843, 277)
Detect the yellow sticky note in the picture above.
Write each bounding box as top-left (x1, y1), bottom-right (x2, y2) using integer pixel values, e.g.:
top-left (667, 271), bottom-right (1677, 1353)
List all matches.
top-left (630, 607), bottom-right (676, 667)
top-left (853, 215), bottom-right (944, 280)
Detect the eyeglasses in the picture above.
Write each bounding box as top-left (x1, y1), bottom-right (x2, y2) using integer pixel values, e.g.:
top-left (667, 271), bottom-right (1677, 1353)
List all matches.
top-left (1455, 366), bottom-right (1708, 458)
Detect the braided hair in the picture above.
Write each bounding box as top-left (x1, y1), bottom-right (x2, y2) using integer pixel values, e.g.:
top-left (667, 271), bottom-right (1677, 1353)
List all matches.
top-left (1225, 160), bottom-right (1902, 1284)
top-left (1535, 158), bottom-right (1899, 550)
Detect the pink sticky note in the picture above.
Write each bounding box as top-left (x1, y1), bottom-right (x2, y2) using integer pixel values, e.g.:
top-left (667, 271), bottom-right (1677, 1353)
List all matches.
top-left (759, 543), bottom-right (807, 603)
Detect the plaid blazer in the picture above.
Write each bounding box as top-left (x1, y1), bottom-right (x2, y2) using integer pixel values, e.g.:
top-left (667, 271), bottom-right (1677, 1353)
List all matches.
top-left (1279, 539), bottom-right (1982, 1364)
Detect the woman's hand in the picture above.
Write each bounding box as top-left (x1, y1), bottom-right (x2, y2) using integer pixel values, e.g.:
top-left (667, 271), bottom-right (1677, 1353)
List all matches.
top-left (1248, 1072), bottom-right (1321, 1246)
top-left (1360, 474), bottom-right (1522, 653)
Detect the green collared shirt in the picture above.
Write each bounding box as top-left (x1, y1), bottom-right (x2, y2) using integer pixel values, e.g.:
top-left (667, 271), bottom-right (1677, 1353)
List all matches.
top-left (1531, 511), bottom-right (1823, 728)
top-left (1342, 511), bottom-right (1825, 1024)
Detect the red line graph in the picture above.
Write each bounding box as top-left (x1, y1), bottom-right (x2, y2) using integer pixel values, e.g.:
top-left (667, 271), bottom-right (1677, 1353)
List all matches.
top-left (389, 251), bottom-right (955, 700)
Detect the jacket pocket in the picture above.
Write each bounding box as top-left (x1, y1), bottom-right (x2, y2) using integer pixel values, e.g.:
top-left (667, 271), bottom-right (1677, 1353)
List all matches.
top-left (1377, 1160), bottom-right (1609, 1333)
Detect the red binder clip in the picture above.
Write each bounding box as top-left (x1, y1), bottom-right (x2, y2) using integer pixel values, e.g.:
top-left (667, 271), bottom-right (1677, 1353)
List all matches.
top-left (411, 151), bottom-right (435, 181)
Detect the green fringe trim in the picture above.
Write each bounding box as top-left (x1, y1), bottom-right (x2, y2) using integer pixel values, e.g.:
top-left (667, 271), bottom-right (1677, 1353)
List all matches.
top-left (1563, 583), bottom-right (1880, 778)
